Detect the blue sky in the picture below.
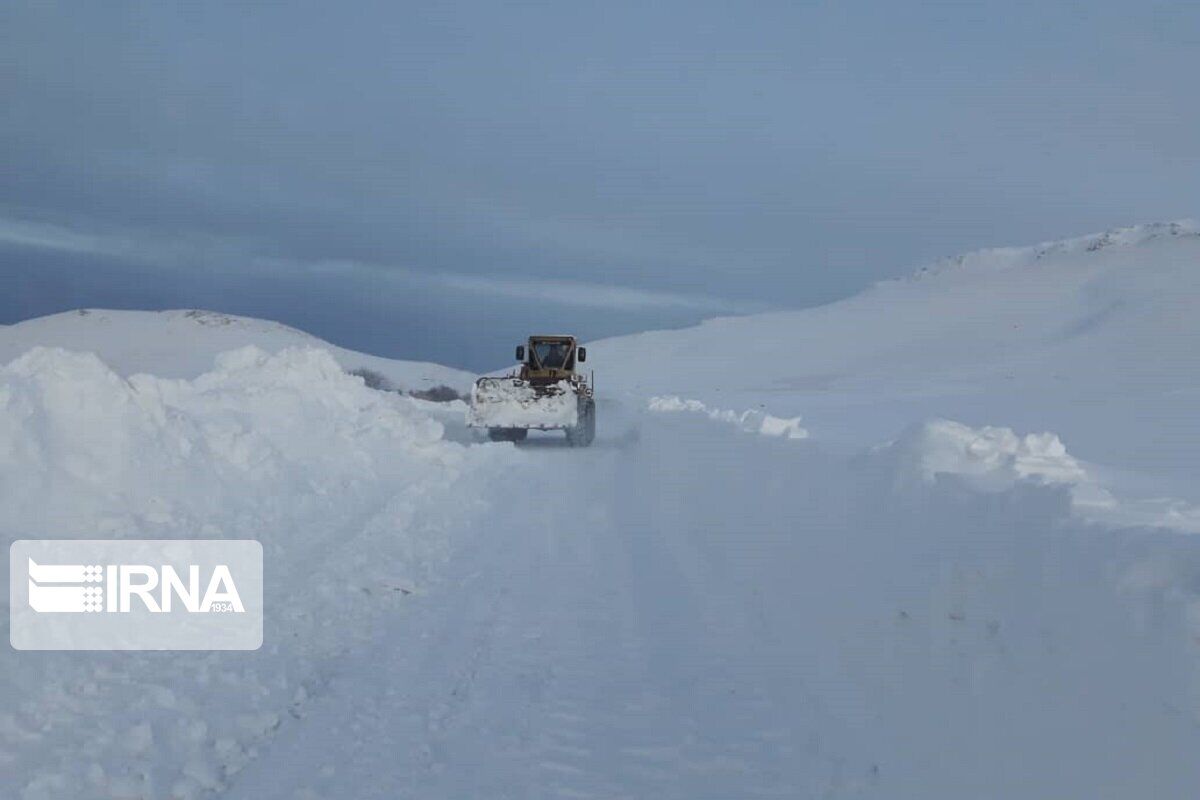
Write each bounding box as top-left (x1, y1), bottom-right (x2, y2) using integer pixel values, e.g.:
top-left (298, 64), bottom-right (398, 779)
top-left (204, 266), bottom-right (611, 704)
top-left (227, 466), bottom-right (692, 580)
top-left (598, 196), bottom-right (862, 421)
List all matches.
top-left (3, 1), bottom-right (1197, 369)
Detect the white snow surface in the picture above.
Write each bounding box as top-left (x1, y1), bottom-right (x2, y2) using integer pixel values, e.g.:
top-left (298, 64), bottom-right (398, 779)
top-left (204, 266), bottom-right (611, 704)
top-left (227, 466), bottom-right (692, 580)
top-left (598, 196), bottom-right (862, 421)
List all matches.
top-left (0, 344), bottom-right (511, 799)
top-left (648, 395), bottom-right (808, 439)
top-left (875, 418), bottom-right (1200, 532)
top-left (902, 420), bottom-right (1086, 487)
top-left (0, 308), bottom-right (473, 391)
top-left (4, 222), bottom-right (1200, 798)
top-left (595, 220), bottom-right (1200, 531)
top-left (466, 377), bottom-right (579, 429)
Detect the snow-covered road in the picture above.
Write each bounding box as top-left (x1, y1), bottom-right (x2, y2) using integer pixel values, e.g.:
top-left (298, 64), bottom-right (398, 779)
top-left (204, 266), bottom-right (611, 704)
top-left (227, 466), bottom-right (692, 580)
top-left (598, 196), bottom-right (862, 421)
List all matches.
top-left (227, 405), bottom-right (848, 798)
top-left (222, 402), bottom-right (1200, 799)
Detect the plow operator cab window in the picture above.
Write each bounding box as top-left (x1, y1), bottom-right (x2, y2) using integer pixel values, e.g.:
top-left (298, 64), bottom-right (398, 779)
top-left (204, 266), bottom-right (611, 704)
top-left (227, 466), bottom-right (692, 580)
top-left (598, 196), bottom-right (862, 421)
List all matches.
top-left (532, 341), bottom-right (572, 370)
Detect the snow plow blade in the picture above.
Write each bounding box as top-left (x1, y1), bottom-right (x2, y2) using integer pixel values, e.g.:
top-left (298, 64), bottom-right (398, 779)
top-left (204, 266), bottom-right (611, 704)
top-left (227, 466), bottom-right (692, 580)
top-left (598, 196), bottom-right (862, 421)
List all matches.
top-left (467, 377), bottom-right (578, 431)
top-left (467, 335), bottom-right (597, 446)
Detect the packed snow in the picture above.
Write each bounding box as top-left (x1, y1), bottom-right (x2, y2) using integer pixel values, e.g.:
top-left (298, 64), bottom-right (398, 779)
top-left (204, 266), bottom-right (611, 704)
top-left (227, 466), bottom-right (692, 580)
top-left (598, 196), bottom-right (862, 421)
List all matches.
top-left (4, 221), bottom-right (1200, 798)
top-left (871, 419), bottom-right (1200, 533)
top-left (897, 420), bottom-right (1088, 489)
top-left (648, 395), bottom-right (808, 439)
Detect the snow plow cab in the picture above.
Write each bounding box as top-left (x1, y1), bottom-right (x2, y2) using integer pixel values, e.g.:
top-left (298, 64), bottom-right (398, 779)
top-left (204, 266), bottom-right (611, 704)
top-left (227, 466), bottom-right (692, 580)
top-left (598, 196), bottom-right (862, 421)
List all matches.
top-left (467, 335), bottom-right (596, 446)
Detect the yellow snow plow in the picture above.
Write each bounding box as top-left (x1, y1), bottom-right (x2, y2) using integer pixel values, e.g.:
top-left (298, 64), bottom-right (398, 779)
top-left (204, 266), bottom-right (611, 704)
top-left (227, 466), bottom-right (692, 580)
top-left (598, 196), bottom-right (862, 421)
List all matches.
top-left (467, 335), bottom-right (596, 446)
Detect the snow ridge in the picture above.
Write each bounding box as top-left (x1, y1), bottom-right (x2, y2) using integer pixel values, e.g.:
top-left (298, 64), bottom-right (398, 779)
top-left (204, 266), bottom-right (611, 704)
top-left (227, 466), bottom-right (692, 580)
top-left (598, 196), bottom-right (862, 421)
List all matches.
top-left (877, 419), bottom-right (1200, 533)
top-left (0, 308), bottom-right (474, 391)
top-left (648, 395), bottom-right (808, 440)
top-left (911, 219), bottom-right (1199, 280)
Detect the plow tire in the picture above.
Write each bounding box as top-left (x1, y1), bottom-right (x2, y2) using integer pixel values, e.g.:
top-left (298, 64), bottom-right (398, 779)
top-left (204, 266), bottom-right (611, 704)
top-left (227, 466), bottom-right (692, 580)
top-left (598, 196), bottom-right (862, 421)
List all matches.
top-left (566, 399), bottom-right (596, 447)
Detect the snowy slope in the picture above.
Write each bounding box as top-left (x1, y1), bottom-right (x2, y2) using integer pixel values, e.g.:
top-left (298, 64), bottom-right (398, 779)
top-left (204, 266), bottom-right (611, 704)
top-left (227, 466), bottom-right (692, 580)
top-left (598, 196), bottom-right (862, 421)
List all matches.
top-left (0, 309), bottom-right (473, 391)
top-left (596, 221), bottom-right (1199, 394)
top-left (595, 221), bottom-right (1200, 527)
top-left (594, 221), bottom-right (1200, 440)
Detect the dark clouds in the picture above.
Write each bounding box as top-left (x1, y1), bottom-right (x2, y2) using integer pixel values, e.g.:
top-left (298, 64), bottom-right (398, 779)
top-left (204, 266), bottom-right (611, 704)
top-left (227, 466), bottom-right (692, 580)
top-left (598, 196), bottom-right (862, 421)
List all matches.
top-left (3, 1), bottom-right (1198, 369)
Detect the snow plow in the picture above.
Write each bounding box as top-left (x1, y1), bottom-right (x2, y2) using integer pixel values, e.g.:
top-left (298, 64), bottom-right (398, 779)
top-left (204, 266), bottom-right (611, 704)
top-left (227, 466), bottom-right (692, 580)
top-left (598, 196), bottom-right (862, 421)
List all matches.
top-left (467, 335), bottom-right (596, 446)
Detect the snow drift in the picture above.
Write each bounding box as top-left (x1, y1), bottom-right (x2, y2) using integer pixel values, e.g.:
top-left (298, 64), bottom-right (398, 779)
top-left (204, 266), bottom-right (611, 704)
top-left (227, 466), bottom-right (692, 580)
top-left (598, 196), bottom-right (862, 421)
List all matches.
top-left (0, 344), bottom-right (515, 799)
top-left (867, 418), bottom-right (1200, 532)
top-left (648, 395), bottom-right (808, 439)
top-left (891, 419), bottom-right (1086, 490)
top-left (0, 309), bottom-right (473, 391)
top-left (0, 345), bottom-right (453, 537)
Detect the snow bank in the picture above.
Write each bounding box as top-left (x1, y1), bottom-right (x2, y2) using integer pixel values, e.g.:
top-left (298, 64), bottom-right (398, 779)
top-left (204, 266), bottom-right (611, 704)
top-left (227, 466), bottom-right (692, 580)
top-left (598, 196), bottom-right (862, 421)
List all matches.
top-left (595, 221), bottom-right (1200, 532)
top-left (889, 419), bottom-right (1086, 491)
top-left (0, 345), bottom-right (450, 536)
top-left (881, 419), bottom-right (1200, 532)
top-left (0, 309), bottom-right (474, 391)
top-left (647, 395), bottom-right (808, 439)
top-left (467, 378), bottom-right (579, 430)
top-left (0, 345), bottom-right (512, 799)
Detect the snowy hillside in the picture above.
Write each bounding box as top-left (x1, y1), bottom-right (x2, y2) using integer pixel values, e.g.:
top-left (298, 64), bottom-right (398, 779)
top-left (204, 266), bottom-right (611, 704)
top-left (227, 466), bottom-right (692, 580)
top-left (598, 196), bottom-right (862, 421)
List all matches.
top-left (0, 309), bottom-right (473, 391)
top-left (595, 221), bottom-right (1200, 426)
top-left (3, 224), bottom-right (1200, 799)
top-left (595, 221), bottom-right (1200, 529)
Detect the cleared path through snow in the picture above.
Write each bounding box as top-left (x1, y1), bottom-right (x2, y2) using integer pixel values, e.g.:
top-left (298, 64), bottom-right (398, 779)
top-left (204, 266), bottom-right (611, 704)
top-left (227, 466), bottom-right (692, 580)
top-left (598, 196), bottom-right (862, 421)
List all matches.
top-left (224, 401), bottom-right (1200, 799)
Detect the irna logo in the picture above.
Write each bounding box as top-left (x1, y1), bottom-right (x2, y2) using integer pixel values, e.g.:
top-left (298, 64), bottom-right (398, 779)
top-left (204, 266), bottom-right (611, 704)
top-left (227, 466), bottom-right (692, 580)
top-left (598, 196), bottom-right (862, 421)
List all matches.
top-left (27, 559), bottom-right (245, 614)
top-left (11, 540), bottom-right (262, 650)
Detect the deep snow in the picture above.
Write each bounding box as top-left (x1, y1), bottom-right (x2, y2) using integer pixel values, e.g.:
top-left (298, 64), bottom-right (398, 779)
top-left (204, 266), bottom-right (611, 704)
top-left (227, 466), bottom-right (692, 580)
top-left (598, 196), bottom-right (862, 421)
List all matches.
top-left (3, 222), bottom-right (1200, 798)
top-left (598, 221), bottom-right (1200, 532)
top-left (0, 309), bottom-right (473, 391)
top-left (0, 343), bottom-right (510, 799)
top-left (594, 222), bottom-right (1200, 452)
